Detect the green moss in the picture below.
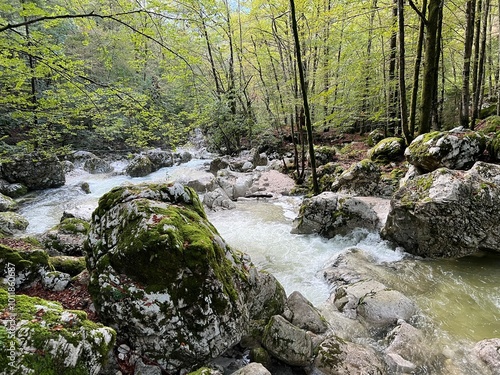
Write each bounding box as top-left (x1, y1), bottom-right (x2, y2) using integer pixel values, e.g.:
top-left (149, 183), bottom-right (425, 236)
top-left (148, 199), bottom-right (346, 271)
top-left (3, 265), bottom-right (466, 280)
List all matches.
top-left (0, 289), bottom-right (115, 374)
top-left (187, 367), bottom-right (215, 375)
top-left (55, 218), bottom-right (90, 234)
top-left (0, 244), bottom-right (53, 283)
top-left (90, 185), bottom-right (243, 316)
top-left (49, 256), bottom-right (86, 276)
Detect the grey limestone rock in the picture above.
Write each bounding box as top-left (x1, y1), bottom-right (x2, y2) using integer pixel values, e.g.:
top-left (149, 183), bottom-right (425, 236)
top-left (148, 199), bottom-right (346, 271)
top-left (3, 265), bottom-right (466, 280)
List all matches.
top-left (383, 161), bottom-right (500, 258)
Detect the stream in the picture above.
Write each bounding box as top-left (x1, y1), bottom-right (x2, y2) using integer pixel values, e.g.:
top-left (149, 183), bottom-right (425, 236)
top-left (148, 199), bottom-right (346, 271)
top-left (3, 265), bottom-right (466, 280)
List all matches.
top-left (16, 156), bottom-right (500, 373)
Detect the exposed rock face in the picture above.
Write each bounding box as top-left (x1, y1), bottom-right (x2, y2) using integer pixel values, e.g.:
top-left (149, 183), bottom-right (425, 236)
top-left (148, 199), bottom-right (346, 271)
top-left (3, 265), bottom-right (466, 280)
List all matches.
top-left (291, 192), bottom-right (379, 238)
top-left (216, 170), bottom-right (256, 200)
top-left (0, 289), bottom-right (115, 375)
top-left (282, 291), bottom-right (328, 334)
top-left (311, 336), bottom-right (386, 375)
top-left (144, 149), bottom-right (173, 169)
top-left (83, 156), bottom-right (113, 174)
top-left (383, 162), bottom-right (500, 258)
top-left (405, 127), bottom-right (487, 173)
top-left (368, 137), bottom-right (405, 163)
top-left (331, 159), bottom-right (381, 196)
top-left (474, 338), bottom-right (500, 374)
top-left (1, 153), bottom-right (65, 190)
top-left (261, 315), bottom-right (314, 367)
top-left (85, 183), bottom-right (286, 373)
top-left (203, 188), bottom-right (236, 210)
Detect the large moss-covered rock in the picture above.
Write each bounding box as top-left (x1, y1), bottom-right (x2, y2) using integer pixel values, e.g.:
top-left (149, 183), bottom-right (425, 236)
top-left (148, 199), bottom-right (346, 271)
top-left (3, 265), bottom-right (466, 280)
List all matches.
top-left (0, 193), bottom-right (18, 212)
top-left (488, 131), bottom-right (500, 161)
top-left (405, 128), bottom-right (487, 173)
top-left (0, 212), bottom-right (29, 236)
top-left (382, 161), bottom-right (500, 258)
top-left (1, 153), bottom-right (65, 190)
top-left (331, 159), bottom-right (381, 196)
top-left (368, 137), bottom-right (405, 163)
top-left (85, 182), bottom-right (286, 373)
top-left (0, 179), bottom-right (28, 198)
top-left (0, 245), bottom-right (52, 288)
top-left (0, 289), bottom-right (115, 375)
top-left (40, 218), bottom-right (89, 256)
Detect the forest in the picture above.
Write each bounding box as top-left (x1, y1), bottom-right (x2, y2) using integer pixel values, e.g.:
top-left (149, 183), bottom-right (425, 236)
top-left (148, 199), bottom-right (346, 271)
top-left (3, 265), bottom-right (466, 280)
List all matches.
top-left (0, 0), bottom-right (498, 161)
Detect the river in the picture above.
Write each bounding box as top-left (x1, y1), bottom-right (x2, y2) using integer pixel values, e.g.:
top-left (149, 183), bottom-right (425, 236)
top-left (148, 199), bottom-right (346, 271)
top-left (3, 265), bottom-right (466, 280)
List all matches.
top-left (16, 156), bottom-right (500, 373)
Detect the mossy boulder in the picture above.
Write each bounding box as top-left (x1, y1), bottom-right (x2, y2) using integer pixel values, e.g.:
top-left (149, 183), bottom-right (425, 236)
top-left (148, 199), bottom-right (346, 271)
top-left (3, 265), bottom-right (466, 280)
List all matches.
top-left (0, 289), bottom-right (115, 375)
top-left (0, 153), bottom-right (65, 190)
top-left (314, 146), bottom-right (337, 167)
top-left (40, 218), bottom-right (90, 256)
top-left (0, 245), bottom-right (52, 288)
top-left (0, 193), bottom-right (18, 212)
top-left (367, 129), bottom-right (386, 147)
top-left (0, 180), bottom-right (27, 199)
top-left (367, 137), bottom-right (405, 163)
top-left (49, 256), bottom-right (86, 277)
top-left (405, 128), bottom-right (487, 173)
top-left (331, 159), bottom-right (381, 196)
top-left (382, 162), bottom-right (500, 258)
top-left (0, 212), bottom-right (29, 236)
top-left (125, 154), bottom-right (154, 177)
top-left (85, 182), bottom-right (286, 373)
top-left (487, 131), bottom-right (500, 161)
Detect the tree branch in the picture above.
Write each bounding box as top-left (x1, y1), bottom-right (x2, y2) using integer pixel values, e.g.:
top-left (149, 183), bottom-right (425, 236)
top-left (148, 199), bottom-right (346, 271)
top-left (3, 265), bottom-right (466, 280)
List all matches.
top-left (409, 0), bottom-right (428, 24)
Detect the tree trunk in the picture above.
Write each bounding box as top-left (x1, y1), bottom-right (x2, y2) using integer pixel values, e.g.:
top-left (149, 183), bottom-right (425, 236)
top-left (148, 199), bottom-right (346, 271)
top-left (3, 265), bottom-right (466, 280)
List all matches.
top-left (419, 0), bottom-right (442, 134)
top-left (409, 0), bottom-right (427, 136)
top-left (398, 0), bottom-right (412, 145)
top-left (472, 0), bottom-right (490, 128)
top-left (461, 0), bottom-right (476, 127)
top-left (289, 0), bottom-right (319, 194)
top-left (388, 0), bottom-right (399, 135)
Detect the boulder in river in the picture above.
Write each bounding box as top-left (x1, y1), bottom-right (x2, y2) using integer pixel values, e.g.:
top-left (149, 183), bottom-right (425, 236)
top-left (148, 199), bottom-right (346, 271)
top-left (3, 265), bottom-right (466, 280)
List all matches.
top-left (125, 154), bottom-right (154, 177)
top-left (291, 192), bottom-right (380, 238)
top-left (405, 127), bottom-right (487, 173)
top-left (0, 212), bottom-right (29, 236)
top-left (1, 152), bottom-right (65, 190)
top-left (85, 182), bottom-right (286, 373)
top-left (382, 161), bottom-right (500, 258)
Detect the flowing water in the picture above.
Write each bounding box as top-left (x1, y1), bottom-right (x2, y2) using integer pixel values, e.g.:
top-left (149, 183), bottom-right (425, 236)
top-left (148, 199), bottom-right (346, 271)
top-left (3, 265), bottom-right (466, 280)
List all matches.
top-left (16, 158), bottom-right (500, 372)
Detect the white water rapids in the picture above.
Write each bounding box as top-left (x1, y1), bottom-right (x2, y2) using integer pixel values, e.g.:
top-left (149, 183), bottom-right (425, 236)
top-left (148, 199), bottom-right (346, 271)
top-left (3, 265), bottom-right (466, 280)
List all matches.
top-left (16, 157), bottom-right (500, 373)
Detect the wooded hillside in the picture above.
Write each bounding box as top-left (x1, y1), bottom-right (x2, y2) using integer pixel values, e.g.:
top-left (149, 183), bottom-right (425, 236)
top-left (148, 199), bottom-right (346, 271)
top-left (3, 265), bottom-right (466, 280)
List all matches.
top-left (0, 0), bottom-right (497, 157)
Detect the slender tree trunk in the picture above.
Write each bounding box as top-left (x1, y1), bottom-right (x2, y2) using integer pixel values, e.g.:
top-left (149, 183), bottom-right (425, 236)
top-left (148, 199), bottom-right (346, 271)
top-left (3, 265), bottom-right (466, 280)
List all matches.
top-left (472, 0), bottom-right (490, 128)
top-left (431, 1), bottom-right (444, 130)
top-left (398, 0), bottom-right (412, 144)
top-left (388, 0), bottom-right (399, 135)
top-left (419, 0), bottom-right (442, 134)
top-left (461, 0), bottom-right (476, 127)
top-left (409, 0), bottom-right (427, 136)
top-left (289, 0), bottom-right (319, 194)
